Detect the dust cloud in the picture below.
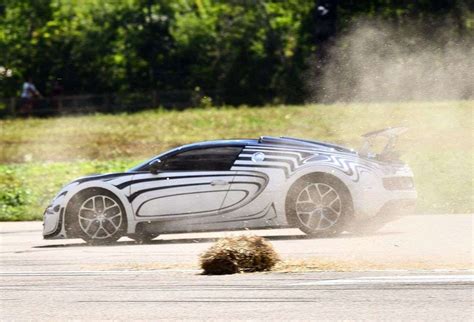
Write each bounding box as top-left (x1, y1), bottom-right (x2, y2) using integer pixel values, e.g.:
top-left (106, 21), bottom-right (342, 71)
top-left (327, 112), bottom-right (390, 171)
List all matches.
top-left (307, 20), bottom-right (474, 103)
top-left (304, 19), bottom-right (473, 218)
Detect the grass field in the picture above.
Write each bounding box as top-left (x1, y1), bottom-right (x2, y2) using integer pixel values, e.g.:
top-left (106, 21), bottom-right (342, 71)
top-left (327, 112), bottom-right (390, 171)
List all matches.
top-left (1, 101), bottom-right (472, 220)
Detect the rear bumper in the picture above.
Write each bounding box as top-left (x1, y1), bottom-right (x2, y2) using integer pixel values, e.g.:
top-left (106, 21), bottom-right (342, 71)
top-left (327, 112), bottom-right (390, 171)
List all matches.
top-left (377, 198), bottom-right (417, 217)
top-left (352, 185), bottom-right (417, 220)
top-left (348, 198), bottom-right (416, 232)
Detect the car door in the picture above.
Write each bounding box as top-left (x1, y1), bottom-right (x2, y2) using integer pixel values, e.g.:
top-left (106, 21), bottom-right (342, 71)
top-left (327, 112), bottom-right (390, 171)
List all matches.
top-left (217, 147), bottom-right (280, 225)
top-left (129, 146), bottom-right (242, 220)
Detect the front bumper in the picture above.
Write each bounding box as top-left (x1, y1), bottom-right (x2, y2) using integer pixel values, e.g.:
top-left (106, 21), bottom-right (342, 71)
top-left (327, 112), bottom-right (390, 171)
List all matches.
top-left (43, 206), bottom-right (65, 239)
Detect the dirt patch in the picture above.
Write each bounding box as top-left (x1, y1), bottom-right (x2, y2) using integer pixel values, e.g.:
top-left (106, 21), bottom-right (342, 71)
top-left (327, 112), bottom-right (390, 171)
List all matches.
top-left (273, 258), bottom-right (473, 272)
top-left (82, 257), bottom-right (472, 273)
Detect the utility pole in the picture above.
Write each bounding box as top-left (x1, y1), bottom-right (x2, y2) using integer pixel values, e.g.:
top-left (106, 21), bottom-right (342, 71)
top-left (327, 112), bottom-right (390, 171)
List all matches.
top-left (309, 0), bottom-right (339, 102)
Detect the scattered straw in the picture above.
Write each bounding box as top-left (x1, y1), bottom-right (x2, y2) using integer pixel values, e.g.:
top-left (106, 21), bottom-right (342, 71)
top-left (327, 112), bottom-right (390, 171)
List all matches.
top-left (200, 235), bottom-right (280, 275)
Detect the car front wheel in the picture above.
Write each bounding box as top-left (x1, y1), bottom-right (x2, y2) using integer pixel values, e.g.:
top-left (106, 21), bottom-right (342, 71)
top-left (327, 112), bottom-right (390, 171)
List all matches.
top-left (68, 189), bottom-right (126, 244)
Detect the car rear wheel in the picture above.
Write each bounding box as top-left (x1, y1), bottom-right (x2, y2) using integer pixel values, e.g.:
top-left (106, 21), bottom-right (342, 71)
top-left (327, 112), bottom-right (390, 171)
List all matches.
top-left (286, 175), bottom-right (351, 237)
top-left (68, 189), bottom-right (126, 244)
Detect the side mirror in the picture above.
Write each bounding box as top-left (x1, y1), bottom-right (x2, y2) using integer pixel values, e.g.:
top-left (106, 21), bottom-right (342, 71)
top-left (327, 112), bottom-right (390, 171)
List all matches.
top-left (149, 159), bottom-right (162, 174)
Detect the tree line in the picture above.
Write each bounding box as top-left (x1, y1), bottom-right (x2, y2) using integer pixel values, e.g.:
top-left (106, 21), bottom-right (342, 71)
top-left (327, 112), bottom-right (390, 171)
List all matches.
top-left (0, 0), bottom-right (472, 106)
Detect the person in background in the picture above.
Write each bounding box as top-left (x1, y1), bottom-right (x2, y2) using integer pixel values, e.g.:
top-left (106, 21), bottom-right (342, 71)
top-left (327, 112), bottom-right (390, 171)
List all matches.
top-left (20, 76), bottom-right (42, 116)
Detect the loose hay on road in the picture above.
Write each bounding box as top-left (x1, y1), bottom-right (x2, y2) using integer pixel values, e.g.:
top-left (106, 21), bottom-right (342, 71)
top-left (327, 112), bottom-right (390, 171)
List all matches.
top-left (200, 235), bottom-right (279, 275)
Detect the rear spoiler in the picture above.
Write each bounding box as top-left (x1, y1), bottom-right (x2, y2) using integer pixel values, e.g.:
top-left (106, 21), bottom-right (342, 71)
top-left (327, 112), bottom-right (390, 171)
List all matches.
top-left (360, 127), bottom-right (408, 160)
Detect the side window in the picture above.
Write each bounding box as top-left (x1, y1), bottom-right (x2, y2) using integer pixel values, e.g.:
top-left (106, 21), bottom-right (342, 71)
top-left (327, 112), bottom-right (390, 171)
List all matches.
top-left (161, 147), bottom-right (242, 171)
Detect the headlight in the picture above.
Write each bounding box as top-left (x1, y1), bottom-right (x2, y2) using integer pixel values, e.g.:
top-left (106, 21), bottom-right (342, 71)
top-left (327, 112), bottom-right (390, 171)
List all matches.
top-left (44, 204), bottom-right (61, 215)
top-left (44, 205), bottom-right (54, 215)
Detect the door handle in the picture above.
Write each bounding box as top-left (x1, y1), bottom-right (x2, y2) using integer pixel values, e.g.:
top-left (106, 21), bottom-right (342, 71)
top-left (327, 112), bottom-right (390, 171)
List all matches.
top-left (210, 180), bottom-right (229, 186)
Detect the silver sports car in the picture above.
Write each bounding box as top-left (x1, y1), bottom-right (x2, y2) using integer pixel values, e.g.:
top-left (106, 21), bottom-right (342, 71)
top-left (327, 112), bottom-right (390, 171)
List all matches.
top-left (43, 128), bottom-right (416, 244)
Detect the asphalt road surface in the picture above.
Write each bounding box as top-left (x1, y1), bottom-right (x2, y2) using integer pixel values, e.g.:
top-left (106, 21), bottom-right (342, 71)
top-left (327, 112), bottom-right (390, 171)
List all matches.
top-left (1, 214), bottom-right (473, 320)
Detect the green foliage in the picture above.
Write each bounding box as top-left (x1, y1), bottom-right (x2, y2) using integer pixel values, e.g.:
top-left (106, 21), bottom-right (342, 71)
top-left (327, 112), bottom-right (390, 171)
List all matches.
top-left (0, 159), bottom-right (136, 221)
top-left (0, 167), bottom-right (31, 220)
top-left (1, 1), bottom-right (470, 103)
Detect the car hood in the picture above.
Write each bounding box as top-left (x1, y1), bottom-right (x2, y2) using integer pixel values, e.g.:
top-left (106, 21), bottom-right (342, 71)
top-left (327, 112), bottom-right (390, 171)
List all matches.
top-left (72, 172), bottom-right (134, 184)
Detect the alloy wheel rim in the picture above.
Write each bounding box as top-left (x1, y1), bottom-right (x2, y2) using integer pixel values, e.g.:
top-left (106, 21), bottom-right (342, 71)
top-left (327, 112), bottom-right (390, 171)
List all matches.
top-left (295, 183), bottom-right (342, 231)
top-left (78, 195), bottom-right (122, 239)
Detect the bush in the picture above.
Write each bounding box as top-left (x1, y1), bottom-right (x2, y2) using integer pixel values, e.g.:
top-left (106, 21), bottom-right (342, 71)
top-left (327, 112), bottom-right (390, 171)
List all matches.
top-left (200, 235), bottom-right (279, 275)
top-left (0, 169), bottom-right (31, 221)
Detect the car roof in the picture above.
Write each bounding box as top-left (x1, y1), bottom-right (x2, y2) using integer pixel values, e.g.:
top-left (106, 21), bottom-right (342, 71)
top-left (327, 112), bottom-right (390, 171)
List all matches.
top-left (179, 139), bottom-right (259, 149)
top-left (128, 136), bottom-right (353, 171)
top-left (168, 136), bottom-right (351, 152)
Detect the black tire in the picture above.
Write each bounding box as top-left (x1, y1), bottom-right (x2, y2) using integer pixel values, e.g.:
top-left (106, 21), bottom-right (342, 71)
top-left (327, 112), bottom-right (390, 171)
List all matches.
top-left (286, 174), bottom-right (352, 238)
top-left (129, 232), bottom-right (159, 244)
top-left (66, 188), bottom-right (127, 245)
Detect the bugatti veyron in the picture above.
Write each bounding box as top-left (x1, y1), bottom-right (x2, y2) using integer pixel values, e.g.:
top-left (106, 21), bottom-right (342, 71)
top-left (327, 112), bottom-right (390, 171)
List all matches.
top-left (43, 128), bottom-right (417, 244)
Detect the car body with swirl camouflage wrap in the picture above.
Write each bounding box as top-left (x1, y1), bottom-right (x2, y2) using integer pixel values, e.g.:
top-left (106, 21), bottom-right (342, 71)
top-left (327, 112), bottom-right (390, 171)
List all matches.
top-left (43, 128), bottom-right (417, 244)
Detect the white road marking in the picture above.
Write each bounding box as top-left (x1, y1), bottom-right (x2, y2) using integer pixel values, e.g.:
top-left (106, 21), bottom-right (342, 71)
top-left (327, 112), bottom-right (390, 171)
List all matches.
top-left (0, 269), bottom-right (200, 276)
top-left (293, 275), bottom-right (474, 286)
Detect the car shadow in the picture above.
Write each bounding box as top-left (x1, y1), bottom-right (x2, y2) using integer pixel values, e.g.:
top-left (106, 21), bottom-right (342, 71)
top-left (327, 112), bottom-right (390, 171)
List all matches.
top-left (33, 231), bottom-right (401, 248)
